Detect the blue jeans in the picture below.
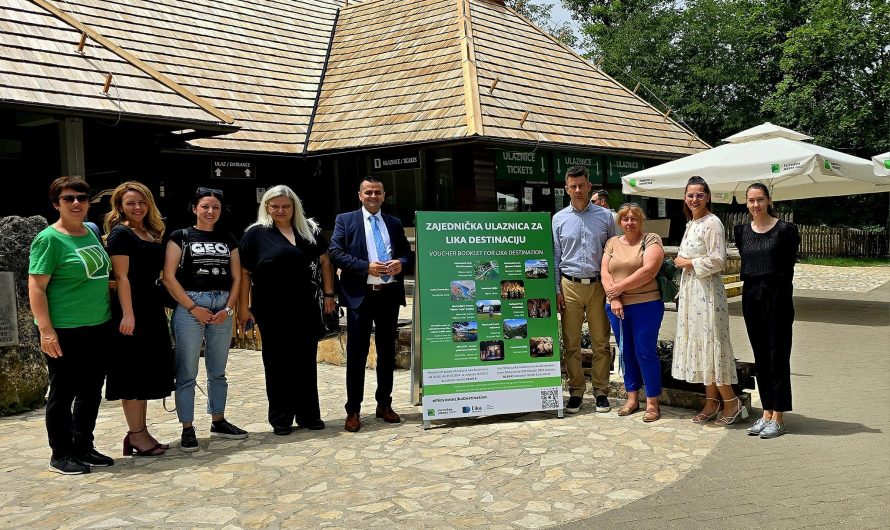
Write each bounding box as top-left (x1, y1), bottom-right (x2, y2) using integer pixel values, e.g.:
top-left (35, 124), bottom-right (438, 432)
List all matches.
top-left (172, 290), bottom-right (232, 423)
top-left (606, 299), bottom-right (665, 398)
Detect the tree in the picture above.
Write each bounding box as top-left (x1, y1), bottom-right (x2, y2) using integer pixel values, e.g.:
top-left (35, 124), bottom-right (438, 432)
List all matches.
top-left (505, 1), bottom-right (578, 46)
top-left (563, 0), bottom-right (889, 227)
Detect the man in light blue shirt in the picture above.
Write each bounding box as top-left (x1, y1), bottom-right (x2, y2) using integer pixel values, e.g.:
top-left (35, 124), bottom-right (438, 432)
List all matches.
top-left (553, 167), bottom-right (616, 414)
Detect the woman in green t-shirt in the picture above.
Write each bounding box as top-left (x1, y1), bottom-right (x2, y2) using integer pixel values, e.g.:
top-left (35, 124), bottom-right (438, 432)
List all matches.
top-left (28, 176), bottom-right (115, 475)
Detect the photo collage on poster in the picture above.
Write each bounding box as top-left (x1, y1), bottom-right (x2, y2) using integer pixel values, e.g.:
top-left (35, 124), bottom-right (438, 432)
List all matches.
top-left (448, 258), bottom-right (554, 362)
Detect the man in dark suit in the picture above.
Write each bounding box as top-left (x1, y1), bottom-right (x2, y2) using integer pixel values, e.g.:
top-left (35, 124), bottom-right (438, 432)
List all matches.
top-left (329, 177), bottom-right (414, 432)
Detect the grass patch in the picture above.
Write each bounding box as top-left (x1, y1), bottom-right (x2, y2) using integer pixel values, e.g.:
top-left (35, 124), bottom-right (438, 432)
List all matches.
top-left (800, 257), bottom-right (890, 267)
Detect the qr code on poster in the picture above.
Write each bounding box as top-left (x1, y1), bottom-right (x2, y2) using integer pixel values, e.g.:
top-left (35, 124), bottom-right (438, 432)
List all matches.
top-left (540, 388), bottom-right (559, 409)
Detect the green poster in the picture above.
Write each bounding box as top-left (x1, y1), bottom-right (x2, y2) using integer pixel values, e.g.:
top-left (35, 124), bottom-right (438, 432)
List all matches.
top-left (415, 211), bottom-right (563, 421)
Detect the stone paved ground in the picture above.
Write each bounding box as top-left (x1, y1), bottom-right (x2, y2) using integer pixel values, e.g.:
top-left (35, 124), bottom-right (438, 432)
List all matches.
top-left (0, 353), bottom-right (726, 529)
top-left (1, 265), bottom-right (887, 529)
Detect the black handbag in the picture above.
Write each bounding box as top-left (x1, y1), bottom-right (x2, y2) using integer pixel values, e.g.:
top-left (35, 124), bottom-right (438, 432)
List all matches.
top-left (157, 228), bottom-right (189, 309)
top-left (642, 235), bottom-right (680, 303)
top-left (310, 256), bottom-right (342, 338)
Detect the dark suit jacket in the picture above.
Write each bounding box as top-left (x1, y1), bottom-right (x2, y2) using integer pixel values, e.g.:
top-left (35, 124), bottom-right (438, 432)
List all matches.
top-left (328, 209), bottom-right (414, 309)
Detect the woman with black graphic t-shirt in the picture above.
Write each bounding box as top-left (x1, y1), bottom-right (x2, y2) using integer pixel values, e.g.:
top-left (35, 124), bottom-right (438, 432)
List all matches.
top-left (162, 187), bottom-right (246, 452)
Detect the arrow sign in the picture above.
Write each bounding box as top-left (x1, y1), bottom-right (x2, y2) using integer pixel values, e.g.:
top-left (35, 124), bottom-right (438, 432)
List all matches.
top-left (212, 160), bottom-right (256, 179)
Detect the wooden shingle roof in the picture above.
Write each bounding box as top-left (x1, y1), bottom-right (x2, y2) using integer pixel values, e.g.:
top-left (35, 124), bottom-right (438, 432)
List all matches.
top-left (310, 0), bottom-right (707, 155)
top-left (0, 0), bottom-right (231, 128)
top-left (1, 0), bottom-right (708, 156)
top-left (28, 0), bottom-right (342, 153)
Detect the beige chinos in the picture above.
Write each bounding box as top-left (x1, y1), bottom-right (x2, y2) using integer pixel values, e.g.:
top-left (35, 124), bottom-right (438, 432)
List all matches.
top-left (561, 278), bottom-right (611, 397)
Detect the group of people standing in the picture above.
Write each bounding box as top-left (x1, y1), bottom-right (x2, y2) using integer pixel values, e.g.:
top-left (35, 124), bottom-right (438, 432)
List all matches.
top-left (553, 167), bottom-right (799, 439)
top-left (29, 176), bottom-right (411, 474)
top-left (28, 168), bottom-right (798, 475)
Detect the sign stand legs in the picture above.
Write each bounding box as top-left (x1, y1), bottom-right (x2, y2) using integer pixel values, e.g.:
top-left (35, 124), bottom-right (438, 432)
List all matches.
top-left (423, 420), bottom-right (431, 430)
top-left (557, 408), bottom-right (564, 419)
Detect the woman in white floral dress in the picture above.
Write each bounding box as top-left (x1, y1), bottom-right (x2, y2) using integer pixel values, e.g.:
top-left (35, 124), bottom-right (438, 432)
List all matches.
top-left (672, 177), bottom-right (748, 426)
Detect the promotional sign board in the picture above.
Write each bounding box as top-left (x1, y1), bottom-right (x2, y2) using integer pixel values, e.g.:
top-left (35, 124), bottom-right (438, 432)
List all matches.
top-left (495, 150), bottom-right (548, 182)
top-left (415, 212), bottom-right (563, 423)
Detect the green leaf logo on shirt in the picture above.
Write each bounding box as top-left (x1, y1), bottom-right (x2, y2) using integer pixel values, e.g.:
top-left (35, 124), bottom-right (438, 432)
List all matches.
top-left (771, 164), bottom-right (780, 173)
top-left (75, 245), bottom-right (111, 279)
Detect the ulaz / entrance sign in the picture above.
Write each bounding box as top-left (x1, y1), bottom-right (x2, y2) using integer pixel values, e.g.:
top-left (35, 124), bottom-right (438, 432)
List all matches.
top-left (212, 160), bottom-right (255, 179)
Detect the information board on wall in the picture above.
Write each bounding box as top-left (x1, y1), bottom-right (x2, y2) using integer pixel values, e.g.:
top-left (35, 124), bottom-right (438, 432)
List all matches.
top-left (495, 150), bottom-right (548, 182)
top-left (555, 151), bottom-right (603, 184)
top-left (607, 156), bottom-right (645, 184)
top-left (415, 212), bottom-right (563, 422)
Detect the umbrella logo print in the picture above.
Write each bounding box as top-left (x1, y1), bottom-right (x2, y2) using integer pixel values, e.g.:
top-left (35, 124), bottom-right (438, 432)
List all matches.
top-left (885, 160), bottom-right (890, 170)
top-left (824, 160), bottom-right (831, 170)
top-left (771, 164), bottom-right (780, 173)
top-left (629, 178), bottom-right (637, 188)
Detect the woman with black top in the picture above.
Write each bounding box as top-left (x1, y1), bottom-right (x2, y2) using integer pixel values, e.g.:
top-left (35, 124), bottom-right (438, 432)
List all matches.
top-left (163, 187), bottom-right (245, 452)
top-left (734, 183), bottom-right (800, 439)
top-left (104, 181), bottom-right (173, 456)
top-left (238, 185), bottom-right (335, 436)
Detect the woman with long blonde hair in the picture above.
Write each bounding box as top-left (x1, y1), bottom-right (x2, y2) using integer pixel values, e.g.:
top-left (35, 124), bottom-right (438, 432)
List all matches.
top-left (238, 185), bottom-right (335, 435)
top-left (104, 181), bottom-right (173, 456)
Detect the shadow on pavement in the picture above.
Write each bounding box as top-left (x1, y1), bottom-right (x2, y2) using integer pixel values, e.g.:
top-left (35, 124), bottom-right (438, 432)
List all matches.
top-left (778, 414), bottom-right (883, 437)
top-left (729, 296), bottom-right (890, 327)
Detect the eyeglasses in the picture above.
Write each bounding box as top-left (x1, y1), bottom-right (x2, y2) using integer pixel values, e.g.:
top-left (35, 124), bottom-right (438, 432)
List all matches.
top-left (267, 204), bottom-right (293, 211)
top-left (685, 192), bottom-right (708, 200)
top-left (59, 194), bottom-right (89, 203)
top-left (196, 187), bottom-right (223, 198)
top-left (619, 202), bottom-right (640, 209)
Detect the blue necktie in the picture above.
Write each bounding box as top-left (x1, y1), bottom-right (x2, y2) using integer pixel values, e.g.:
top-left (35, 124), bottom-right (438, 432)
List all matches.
top-left (370, 215), bottom-right (391, 282)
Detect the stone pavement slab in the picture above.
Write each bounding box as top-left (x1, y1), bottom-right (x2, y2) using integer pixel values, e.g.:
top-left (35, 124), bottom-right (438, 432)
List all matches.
top-left (0, 354), bottom-right (727, 529)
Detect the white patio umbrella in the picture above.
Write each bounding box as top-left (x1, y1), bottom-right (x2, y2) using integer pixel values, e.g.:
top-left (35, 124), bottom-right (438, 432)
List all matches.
top-left (874, 152), bottom-right (890, 177)
top-left (622, 122), bottom-right (890, 203)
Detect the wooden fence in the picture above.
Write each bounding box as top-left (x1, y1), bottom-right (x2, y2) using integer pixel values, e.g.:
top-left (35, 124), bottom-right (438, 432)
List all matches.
top-left (719, 212), bottom-right (889, 258)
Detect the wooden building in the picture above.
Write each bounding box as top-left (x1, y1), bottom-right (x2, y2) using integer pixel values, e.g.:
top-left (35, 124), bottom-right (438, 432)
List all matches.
top-left (1, 0), bottom-right (707, 233)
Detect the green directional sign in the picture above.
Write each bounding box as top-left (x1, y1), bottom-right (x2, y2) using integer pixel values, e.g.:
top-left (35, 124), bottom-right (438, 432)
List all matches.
top-left (415, 211), bottom-right (563, 421)
top-left (608, 156), bottom-right (645, 184)
top-left (495, 150), bottom-right (548, 181)
top-left (555, 151), bottom-right (603, 184)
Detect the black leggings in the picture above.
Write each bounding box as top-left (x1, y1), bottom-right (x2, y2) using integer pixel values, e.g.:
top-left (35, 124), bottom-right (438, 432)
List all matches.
top-left (742, 278), bottom-right (794, 412)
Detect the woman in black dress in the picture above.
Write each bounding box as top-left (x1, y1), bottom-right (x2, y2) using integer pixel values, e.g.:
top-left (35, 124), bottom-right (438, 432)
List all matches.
top-left (238, 185), bottom-right (335, 436)
top-left (734, 183), bottom-right (800, 439)
top-left (104, 181), bottom-right (174, 456)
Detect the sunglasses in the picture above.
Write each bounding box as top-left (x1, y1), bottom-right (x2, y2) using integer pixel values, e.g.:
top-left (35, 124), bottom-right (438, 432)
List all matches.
top-left (685, 192), bottom-right (708, 200)
top-left (619, 202), bottom-right (640, 209)
top-left (196, 187), bottom-right (223, 198)
top-left (59, 194), bottom-right (89, 203)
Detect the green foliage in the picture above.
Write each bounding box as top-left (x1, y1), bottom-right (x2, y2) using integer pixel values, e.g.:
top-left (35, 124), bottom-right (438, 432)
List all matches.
top-left (562, 0), bottom-right (890, 227)
top-left (506, 1), bottom-right (578, 46)
top-left (799, 256), bottom-right (890, 267)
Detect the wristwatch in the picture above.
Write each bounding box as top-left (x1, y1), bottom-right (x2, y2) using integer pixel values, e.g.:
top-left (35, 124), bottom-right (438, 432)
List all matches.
top-left (225, 307), bottom-right (234, 317)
